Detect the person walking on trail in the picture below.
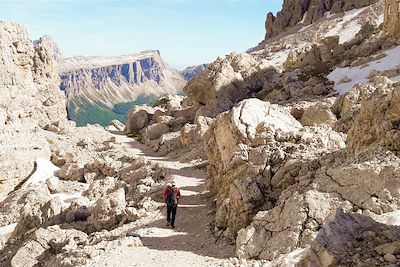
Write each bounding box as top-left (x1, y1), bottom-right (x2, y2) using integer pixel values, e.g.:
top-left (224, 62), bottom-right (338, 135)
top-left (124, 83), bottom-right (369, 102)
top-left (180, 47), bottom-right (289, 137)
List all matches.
top-left (163, 182), bottom-right (181, 228)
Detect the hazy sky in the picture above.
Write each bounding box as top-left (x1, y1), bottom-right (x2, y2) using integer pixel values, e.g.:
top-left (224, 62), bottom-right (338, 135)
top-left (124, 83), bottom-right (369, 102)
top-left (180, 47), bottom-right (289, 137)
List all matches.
top-left (1, 0), bottom-right (283, 70)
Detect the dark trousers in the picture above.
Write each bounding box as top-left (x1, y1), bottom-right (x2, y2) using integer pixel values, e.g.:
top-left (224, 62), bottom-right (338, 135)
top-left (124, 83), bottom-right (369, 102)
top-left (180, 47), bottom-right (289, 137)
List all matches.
top-left (167, 204), bottom-right (177, 226)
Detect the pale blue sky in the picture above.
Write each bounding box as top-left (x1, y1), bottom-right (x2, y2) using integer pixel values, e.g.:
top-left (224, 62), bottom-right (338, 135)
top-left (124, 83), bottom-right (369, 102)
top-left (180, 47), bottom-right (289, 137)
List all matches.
top-left (1, 0), bottom-right (283, 70)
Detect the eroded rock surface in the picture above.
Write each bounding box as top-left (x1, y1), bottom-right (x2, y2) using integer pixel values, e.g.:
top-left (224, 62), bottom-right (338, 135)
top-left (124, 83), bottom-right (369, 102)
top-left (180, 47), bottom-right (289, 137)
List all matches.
top-left (0, 22), bottom-right (69, 197)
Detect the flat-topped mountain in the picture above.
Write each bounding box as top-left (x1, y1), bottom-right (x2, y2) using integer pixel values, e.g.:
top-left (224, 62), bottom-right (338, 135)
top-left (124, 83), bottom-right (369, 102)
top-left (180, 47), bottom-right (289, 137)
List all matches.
top-left (59, 50), bottom-right (185, 107)
top-left (58, 50), bottom-right (186, 126)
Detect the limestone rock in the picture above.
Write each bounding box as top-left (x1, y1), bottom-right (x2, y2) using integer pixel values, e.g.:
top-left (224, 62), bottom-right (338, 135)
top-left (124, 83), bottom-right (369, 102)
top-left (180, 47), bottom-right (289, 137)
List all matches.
top-left (0, 125), bottom-right (51, 196)
top-left (0, 185), bottom-right (51, 228)
top-left (235, 148), bottom-right (400, 260)
top-left (331, 83), bottom-right (375, 133)
top-left (301, 103), bottom-right (337, 126)
top-left (154, 94), bottom-right (185, 110)
top-left (88, 188), bottom-right (128, 231)
top-left (0, 22), bottom-right (68, 196)
top-left (265, 0), bottom-right (378, 38)
top-left (301, 209), bottom-right (400, 266)
top-left (142, 123), bottom-right (170, 141)
top-left (184, 53), bottom-right (271, 105)
top-left (157, 132), bottom-right (182, 156)
top-left (57, 163), bottom-right (84, 182)
top-left (10, 225), bottom-right (87, 267)
top-left (124, 106), bottom-right (154, 134)
top-left (347, 77), bottom-right (400, 154)
top-left (180, 123), bottom-right (198, 147)
top-left (111, 119), bottom-right (125, 131)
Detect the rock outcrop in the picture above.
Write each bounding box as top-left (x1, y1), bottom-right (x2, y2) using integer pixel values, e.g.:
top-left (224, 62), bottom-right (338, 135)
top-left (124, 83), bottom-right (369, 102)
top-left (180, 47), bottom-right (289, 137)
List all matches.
top-left (184, 53), bottom-right (276, 106)
top-left (204, 98), bottom-right (346, 240)
top-left (265, 0), bottom-right (378, 38)
top-left (0, 22), bottom-right (69, 197)
top-left (347, 77), bottom-right (400, 154)
top-left (233, 79), bottom-right (400, 260)
top-left (384, 0), bottom-right (400, 37)
top-left (301, 209), bottom-right (400, 266)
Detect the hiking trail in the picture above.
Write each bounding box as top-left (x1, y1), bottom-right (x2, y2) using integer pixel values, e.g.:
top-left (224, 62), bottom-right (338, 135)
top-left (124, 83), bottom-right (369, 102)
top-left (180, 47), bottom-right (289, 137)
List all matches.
top-left (87, 134), bottom-right (235, 266)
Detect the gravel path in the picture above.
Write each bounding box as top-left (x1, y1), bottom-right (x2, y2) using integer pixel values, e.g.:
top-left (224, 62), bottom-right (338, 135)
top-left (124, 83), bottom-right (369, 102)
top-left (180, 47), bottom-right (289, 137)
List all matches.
top-left (87, 135), bottom-right (235, 266)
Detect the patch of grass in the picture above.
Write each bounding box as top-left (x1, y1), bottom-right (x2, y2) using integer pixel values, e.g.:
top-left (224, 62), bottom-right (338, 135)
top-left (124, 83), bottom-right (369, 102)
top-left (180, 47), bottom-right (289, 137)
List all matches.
top-left (67, 94), bottom-right (160, 127)
top-left (112, 94), bottom-right (159, 115)
top-left (126, 132), bottom-right (138, 138)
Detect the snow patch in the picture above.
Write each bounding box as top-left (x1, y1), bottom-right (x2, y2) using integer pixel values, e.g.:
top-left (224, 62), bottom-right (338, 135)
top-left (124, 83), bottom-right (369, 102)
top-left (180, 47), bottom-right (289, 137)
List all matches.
top-left (265, 248), bottom-right (310, 267)
top-left (299, 24), bottom-right (313, 33)
top-left (391, 75), bottom-right (400, 82)
top-left (328, 45), bottom-right (400, 94)
top-left (374, 210), bottom-right (400, 226)
top-left (325, 7), bottom-right (366, 44)
top-left (0, 223), bottom-right (17, 249)
top-left (325, 11), bottom-right (335, 19)
top-left (21, 158), bottom-right (59, 189)
top-left (375, 14), bottom-right (384, 26)
top-left (0, 223), bottom-right (17, 237)
top-left (298, 12), bottom-right (307, 24)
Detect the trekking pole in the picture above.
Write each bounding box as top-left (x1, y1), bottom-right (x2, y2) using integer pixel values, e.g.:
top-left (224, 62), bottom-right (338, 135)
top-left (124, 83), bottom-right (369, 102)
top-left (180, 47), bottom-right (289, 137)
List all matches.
top-left (214, 228), bottom-right (226, 243)
top-left (155, 203), bottom-right (167, 218)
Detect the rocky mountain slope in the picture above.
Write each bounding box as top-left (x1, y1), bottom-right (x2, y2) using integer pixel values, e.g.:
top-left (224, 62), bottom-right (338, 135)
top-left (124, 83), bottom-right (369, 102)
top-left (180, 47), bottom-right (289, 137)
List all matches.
top-left (180, 64), bottom-right (208, 81)
top-left (121, 0), bottom-right (400, 265)
top-left (265, 0), bottom-right (378, 39)
top-left (59, 50), bottom-right (186, 126)
top-left (59, 50), bottom-right (185, 108)
top-left (1, 0), bottom-right (400, 266)
top-left (0, 22), bottom-right (70, 197)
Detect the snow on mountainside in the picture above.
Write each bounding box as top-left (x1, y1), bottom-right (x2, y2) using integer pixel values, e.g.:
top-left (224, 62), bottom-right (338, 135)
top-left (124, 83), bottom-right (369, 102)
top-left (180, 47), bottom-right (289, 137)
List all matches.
top-left (251, 1), bottom-right (388, 95)
top-left (328, 45), bottom-right (400, 93)
top-left (2, 0), bottom-right (400, 266)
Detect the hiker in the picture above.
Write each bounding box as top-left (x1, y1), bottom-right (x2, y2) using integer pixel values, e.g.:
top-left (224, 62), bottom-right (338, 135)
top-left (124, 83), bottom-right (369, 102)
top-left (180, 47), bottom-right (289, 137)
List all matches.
top-left (163, 182), bottom-right (181, 228)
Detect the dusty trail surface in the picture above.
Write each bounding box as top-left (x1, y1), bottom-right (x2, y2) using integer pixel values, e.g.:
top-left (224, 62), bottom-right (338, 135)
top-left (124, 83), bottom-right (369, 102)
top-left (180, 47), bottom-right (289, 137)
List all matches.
top-left (87, 134), bottom-right (235, 267)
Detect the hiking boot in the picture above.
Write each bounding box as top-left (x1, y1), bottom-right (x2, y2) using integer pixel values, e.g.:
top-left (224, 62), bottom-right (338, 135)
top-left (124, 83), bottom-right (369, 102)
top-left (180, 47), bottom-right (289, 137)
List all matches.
top-left (166, 222), bottom-right (170, 226)
top-left (171, 225), bottom-right (175, 229)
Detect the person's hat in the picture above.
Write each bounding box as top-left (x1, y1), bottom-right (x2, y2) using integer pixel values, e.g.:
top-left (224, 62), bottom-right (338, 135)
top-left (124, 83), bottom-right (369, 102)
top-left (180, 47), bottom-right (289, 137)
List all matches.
top-left (167, 182), bottom-right (172, 187)
top-left (171, 181), bottom-right (176, 186)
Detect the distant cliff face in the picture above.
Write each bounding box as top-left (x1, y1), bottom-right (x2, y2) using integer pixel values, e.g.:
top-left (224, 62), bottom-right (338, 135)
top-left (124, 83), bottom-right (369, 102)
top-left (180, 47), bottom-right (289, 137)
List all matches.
top-left (180, 64), bottom-right (208, 81)
top-left (59, 50), bottom-right (186, 109)
top-left (265, 0), bottom-right (378, 38)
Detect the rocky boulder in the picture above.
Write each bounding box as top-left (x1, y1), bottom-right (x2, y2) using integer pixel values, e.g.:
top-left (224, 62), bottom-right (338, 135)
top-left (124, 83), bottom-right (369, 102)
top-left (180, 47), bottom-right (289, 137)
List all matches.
top-left (204, 98), bottom-right (347, 238)
top-left (301, 209), bottom-right (400, 266)
top-left (347, 78), bottom-right (400, 154)
top-left (236, 148), bottom-right (400, 260)
top-left (300, 103), bottom-right (337, 126)
top-left (184, 53), bottom-right (273, 106)
top-left (0, 125), bottom-right (51, 196)
top-left (154, 94), bottom-right (185, 110)
top-left (331, 83), bottom-right (375, 133)
top-left (124, 105), bottom-right (154, 134)
top-left (10, 225), bottom-right (87, 267)
top-left (142, 123), bottom-right (170, 141)
top-left (88, 188), bottom-right (128, 231)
